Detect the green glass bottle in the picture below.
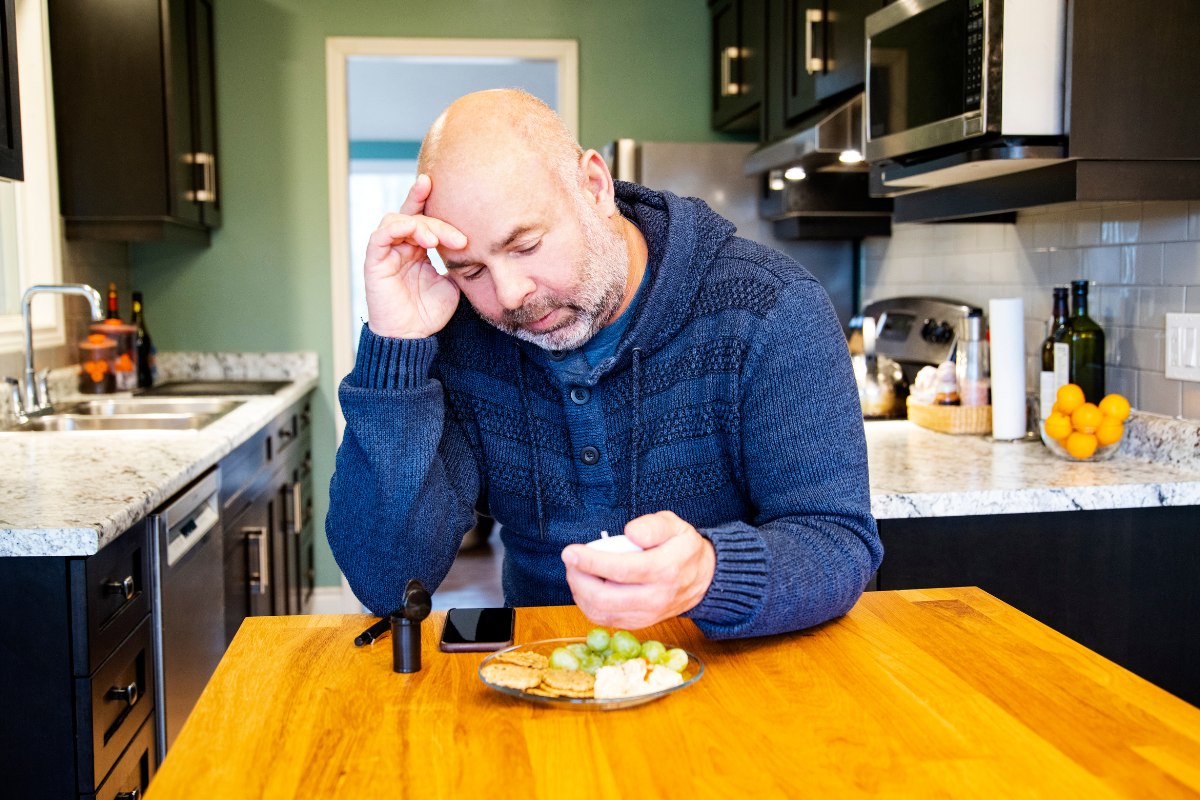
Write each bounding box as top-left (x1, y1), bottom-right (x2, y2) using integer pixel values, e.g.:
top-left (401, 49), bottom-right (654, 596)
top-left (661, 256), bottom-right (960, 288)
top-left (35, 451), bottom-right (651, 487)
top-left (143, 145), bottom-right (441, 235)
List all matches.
top-left (1067, 280), bottom-right (1105, 403)
top-left (1038, 286), bottom-right (1070, 420)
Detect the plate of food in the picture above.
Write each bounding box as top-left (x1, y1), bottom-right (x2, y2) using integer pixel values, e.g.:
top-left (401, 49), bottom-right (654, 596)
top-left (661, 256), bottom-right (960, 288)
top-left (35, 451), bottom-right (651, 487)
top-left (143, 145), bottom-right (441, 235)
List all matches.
top-left (478, 628), bottom-right (703, 710)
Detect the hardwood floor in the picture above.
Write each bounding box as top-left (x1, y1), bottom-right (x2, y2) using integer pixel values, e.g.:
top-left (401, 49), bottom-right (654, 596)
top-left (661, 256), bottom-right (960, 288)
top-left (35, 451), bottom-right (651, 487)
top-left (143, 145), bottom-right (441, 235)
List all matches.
top-left (431, 522), bottom-right (505, 610)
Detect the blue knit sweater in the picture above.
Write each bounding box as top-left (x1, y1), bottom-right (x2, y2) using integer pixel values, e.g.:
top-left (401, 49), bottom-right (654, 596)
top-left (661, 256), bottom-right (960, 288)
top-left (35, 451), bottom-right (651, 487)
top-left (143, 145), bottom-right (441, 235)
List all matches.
top-left (327, 181), bottom-right (881, 640)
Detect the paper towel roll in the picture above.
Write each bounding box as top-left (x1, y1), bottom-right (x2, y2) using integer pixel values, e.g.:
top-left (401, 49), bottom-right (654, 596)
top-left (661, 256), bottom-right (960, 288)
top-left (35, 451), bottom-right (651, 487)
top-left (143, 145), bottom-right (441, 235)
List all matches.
top-left (989, 298), bottom-right (1026, 440)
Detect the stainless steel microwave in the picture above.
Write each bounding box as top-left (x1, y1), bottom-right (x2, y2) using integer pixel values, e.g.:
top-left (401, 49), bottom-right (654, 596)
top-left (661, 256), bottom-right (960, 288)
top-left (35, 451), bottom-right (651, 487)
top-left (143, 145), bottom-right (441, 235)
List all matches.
top-left (864, 0), bottom-right (1067, 163)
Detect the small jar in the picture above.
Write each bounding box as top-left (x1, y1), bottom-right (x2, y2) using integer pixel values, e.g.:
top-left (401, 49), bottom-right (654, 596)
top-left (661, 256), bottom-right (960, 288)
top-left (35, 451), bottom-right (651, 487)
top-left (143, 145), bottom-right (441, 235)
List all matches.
top-left (91, 320), bottom-right (139, 391)
top-left (78, 334), bottom-right (118, 394)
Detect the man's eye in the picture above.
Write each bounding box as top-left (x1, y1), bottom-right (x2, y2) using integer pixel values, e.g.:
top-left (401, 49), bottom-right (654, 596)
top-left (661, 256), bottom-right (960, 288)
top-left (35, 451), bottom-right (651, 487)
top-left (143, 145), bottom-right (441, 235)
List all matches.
top-left (462, 267), bottom-right (486, 281)
top-left (517, 241), bottom-right (541, 256)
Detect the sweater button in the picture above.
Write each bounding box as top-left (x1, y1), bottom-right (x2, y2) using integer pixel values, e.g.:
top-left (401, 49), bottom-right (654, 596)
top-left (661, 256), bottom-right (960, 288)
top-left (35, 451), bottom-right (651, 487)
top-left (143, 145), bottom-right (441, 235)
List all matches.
top-left (570, 387), bottom-right (591, 405)
top-left (548, 349), bottom-right (567, 361)
top-left (579, 445), bottom-right (600, 465)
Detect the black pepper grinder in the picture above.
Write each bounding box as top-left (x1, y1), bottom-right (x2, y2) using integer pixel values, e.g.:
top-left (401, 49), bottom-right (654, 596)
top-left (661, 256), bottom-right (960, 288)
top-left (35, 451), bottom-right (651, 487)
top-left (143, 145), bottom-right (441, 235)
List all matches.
top-left (391, 579), bottom-right (432, 673)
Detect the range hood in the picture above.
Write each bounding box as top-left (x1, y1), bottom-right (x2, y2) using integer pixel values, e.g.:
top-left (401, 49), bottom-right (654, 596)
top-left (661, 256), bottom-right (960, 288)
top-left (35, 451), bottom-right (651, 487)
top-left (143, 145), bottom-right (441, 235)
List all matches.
top-left (744, 94), bottom-right (891, 238)
top-left (744, 94), bottom-right (869, 178)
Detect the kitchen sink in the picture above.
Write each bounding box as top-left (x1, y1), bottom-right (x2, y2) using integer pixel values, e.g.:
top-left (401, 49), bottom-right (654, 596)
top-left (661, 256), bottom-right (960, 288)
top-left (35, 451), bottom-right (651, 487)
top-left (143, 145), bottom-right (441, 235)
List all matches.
top-left (135, 380), bottom-right (290, 397)
top-left (11, 414), bottom-right (222, 432)
top-left (59, 398), bottom-right (242, 416)
top-left (3, 398), bottom-right (244, 432)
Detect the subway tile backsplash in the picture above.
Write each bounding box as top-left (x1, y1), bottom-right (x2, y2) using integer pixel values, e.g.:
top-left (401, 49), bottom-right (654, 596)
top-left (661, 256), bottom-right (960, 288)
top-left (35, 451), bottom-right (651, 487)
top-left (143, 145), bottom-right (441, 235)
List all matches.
top-left (861, 200), bottom-right (1200, 420)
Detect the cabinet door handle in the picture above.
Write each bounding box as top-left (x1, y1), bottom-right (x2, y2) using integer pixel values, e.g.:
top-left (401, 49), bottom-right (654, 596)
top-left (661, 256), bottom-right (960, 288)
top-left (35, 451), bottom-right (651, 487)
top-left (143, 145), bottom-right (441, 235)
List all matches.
top-left (115, 790), bottom-right (140, 800)
top-left (104, 576), bottom-right (136, 601)
top-left (247, 528), bottom-right (269, 594)
top-left (184, 152), bottom-right (218, 203)
top-left (720, 45), bottom-right (742, 97)
top-left (292, 483), bottom-right (303, 536)
top-left (805, 8), bottom-right (825, 75)
top-left (106, 681), bottom-right (139, 708)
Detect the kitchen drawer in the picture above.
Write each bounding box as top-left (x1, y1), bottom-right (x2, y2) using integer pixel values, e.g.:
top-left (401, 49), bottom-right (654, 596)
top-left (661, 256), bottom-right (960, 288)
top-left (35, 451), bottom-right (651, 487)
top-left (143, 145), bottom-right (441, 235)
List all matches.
top-left (75, 616), bottom-right (156, 793)
top-left (70, 519), bottom-right (151, 676)
top-left (89, 713), bottom-right (157, 800)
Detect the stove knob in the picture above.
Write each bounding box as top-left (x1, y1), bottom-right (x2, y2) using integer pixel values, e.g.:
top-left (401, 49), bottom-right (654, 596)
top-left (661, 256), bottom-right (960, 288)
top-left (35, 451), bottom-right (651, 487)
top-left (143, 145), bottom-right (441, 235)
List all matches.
top-left (921, 319), bottom-right (955, 345)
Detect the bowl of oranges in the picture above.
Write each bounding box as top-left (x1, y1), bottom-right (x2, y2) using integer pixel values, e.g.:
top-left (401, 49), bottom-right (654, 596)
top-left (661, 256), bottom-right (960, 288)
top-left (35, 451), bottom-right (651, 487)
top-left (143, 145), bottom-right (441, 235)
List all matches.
top-left (1041, 384), bottom-right (1130, 461)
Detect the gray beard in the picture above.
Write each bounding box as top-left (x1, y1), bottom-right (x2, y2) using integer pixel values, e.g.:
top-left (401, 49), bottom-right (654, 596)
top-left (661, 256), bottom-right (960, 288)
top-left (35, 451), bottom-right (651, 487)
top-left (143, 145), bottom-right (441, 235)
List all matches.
top-left (475, 214), bottom-right (630, 351)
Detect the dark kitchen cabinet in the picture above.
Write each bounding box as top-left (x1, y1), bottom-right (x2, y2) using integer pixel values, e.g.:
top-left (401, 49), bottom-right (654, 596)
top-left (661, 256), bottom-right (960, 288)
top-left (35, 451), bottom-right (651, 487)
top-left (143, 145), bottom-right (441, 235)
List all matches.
top-left (710, 0), bottom-right (766, 133)
top-left (221, 392), bottom-right (315, 644)
top-left (875, 506), bottom-right (1200, 707)
top-left (0, 0), bottom-right (22, 181)
top-left (47, 0), bottom-right (221, 244)
top-left (766, 0), bottom-right (886, 141)
top-left (0, 521), bottom-right (159, 798)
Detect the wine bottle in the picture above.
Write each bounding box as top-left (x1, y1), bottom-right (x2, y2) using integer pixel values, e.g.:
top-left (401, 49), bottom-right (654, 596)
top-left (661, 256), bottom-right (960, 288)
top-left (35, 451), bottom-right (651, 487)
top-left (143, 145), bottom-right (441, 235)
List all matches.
top-left (1067, 279), bottom-right (1105, 403)
top-left (131, 291), bottom-right (157, 388)
top-left (1039, 287), bottom-right (1070, 420)
top-left (105, 282), bottom-right (120, 320)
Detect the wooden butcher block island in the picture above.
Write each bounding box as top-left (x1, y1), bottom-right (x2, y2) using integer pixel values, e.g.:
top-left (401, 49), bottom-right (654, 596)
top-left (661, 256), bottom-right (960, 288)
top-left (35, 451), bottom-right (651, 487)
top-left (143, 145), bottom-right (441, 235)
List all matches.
top-left (148, 589), bottom-right (1200, 798)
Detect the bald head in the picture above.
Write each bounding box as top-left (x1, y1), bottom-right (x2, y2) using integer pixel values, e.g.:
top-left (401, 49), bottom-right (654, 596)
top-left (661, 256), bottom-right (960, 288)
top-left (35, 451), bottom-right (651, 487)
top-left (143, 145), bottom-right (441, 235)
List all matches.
top-left (417, 89), bottom-right (584, 195)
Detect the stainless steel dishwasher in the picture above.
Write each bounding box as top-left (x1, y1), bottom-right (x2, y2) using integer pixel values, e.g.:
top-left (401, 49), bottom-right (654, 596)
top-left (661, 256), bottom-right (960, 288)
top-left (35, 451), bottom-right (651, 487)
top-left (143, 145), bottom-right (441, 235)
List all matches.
top-left (150, 467), bottom-right (226, 757)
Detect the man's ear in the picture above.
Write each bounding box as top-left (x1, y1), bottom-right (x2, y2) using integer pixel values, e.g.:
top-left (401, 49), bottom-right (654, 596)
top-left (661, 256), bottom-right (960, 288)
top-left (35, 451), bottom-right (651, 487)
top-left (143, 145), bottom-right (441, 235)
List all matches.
top-left (579, 149), bottom-right (619, 218)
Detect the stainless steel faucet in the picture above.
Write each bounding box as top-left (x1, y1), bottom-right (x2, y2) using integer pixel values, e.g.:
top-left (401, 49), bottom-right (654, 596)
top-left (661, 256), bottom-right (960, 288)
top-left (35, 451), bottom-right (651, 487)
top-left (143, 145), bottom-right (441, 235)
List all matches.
top-left (13, 283), bottom-right (105, 417)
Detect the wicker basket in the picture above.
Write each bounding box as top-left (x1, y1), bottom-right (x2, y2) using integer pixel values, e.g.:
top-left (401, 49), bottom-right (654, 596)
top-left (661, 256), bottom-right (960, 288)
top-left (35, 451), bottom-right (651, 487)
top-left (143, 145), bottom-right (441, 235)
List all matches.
top-left (906, 397), bottom-right (992, 435)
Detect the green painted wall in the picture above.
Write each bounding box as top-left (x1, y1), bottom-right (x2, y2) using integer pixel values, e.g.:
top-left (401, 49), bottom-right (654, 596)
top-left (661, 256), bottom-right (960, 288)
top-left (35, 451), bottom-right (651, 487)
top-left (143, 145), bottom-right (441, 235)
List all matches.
top-left (131, 0), bottom-right (724, 588)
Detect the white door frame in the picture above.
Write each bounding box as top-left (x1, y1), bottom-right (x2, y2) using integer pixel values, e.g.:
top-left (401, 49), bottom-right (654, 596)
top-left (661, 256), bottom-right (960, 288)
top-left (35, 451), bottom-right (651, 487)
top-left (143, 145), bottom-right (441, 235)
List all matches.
top-left (324, 36), bottom-right (578, 610)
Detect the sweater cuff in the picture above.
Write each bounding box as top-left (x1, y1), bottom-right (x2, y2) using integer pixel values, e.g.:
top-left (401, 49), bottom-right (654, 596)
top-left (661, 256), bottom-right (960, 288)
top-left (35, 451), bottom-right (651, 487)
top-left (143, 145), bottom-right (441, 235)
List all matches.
top-left (684, 522), bottom-right (769, 630)
top-left (350, 324), bottom-right (438, 390)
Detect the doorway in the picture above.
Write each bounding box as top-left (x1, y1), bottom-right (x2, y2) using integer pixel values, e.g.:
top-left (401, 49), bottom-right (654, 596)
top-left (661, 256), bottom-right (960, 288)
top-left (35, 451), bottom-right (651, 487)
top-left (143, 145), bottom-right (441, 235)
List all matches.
top-left (323, 37), bottom-right (578, 610)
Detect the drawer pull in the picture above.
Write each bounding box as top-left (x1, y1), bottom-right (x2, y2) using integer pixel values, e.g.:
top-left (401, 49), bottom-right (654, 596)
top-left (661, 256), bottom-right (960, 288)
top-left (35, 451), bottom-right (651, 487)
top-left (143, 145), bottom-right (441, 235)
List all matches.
top-left (107, 681), bottom-right (139, 708)
top-left (104, 576), bottom-right (136, 601)
top-left (247, 528), bottom-right (269, 593)
top-left (116, 790), bottom-right (141, 800)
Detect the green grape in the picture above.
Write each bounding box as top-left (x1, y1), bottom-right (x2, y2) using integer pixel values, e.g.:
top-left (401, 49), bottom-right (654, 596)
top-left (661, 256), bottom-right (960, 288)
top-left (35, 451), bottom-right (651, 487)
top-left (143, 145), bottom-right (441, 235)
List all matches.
top-left (611, 630), bottom-right (641, 659)
top-left (604, 652), bottom-right (627, 667)
top-left (549, 647), bottom-right (581, 671)
top-left (566, 643), bottom-right (589, 660)
top-left (586, 628), bottom-right (610, 653)
top-left (640, 640), bottom-right (667, 664)
top-left (580, 654), bottom-right (604, 675)
top-left (662, 648), bottom-right (688, 673)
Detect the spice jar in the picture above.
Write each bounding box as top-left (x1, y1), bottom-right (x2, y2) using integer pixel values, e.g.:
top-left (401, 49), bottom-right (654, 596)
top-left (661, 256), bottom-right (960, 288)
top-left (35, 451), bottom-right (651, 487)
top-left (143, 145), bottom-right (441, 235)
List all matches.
top-left (91, 320), bottom-right (138, 391)
top-left (78, 333), bottom-right (118, 394)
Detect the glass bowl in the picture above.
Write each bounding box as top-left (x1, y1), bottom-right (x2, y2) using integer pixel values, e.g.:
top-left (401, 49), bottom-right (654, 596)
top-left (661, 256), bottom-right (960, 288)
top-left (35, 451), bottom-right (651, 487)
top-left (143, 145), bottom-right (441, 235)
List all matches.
top-left (1040, 428), bottom-right (1120, 462)
top-left (478, 637), bottom-right (704, 711)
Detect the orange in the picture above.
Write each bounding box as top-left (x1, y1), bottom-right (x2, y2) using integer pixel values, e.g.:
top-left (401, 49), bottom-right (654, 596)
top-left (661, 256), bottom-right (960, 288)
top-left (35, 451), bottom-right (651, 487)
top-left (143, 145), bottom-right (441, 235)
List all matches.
top-left (1096, 417), bottom-right (1124, 447)
top-left (1055, 384), bottom-right (1086, 415)
top-left (1065, 431), bottom-right (1099, 459)
top-left (1070, 402), bottom-right (1103, 434)
top-left (1043, 412), bottom-right (1073, 441)
top-left (1099, 393), bottom-right (1131, 422)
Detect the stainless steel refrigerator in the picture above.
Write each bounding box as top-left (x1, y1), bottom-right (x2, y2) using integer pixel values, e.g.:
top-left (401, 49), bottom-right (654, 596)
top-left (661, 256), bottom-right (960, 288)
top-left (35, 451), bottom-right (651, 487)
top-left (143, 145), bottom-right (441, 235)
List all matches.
top-left (603, 140), bottom-right (857, 327)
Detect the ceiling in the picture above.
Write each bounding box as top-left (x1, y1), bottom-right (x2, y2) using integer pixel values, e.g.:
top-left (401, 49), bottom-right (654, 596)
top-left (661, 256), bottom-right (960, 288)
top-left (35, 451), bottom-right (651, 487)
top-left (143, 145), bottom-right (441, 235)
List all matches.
top-left (346, 56), bottom-right (559, 142)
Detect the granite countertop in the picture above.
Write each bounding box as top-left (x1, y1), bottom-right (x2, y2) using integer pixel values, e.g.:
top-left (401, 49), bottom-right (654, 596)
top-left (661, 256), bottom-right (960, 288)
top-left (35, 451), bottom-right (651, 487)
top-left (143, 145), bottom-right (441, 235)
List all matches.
top-left (0, 352), bottom-right (319, 557)
top-left (867, 413), bottom-right (1200, 519)
top-left (4, 351), bottom-right (1199, 557)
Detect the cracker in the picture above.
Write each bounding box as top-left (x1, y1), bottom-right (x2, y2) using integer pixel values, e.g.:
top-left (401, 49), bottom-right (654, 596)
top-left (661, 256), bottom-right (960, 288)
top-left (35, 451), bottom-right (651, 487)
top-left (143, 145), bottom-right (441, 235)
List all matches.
top-left (481, 662), bottom-right (544, 690)
top-left (492, 650), bottom-right (549, 670)
top-left (540, 668), bottom-right (595, 695)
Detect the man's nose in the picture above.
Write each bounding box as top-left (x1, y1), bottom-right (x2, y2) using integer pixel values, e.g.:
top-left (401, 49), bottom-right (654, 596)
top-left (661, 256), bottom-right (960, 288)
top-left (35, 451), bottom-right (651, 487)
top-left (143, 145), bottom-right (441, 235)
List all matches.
top-left (491, 265), bottom-right (536, 311)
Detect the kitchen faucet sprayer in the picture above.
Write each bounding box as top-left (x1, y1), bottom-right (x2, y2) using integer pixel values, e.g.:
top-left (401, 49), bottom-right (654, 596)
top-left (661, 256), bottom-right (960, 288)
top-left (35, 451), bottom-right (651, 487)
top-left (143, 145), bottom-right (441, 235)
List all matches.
top-left (18, 283), bottom-right (105, 414)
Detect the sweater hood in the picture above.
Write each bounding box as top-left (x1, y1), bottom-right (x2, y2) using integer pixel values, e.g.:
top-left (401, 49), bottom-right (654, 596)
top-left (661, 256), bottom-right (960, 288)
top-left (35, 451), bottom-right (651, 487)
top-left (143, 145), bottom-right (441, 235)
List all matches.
top-left (517, 180), bottom-right (738, 373)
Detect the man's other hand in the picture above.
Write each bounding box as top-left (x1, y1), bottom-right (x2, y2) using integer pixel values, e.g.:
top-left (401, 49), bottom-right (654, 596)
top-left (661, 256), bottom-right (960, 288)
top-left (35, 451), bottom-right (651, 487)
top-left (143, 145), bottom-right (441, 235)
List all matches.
top-left (561, 511), bottom-right (716, 631)
top-left (364, 173), bottom-right (467, 340)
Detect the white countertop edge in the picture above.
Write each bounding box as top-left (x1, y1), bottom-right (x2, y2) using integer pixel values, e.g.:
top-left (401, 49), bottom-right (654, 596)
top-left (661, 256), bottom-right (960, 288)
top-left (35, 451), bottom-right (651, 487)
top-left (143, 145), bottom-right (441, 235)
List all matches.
top-left (872, 480), bottom-right (1200, 520)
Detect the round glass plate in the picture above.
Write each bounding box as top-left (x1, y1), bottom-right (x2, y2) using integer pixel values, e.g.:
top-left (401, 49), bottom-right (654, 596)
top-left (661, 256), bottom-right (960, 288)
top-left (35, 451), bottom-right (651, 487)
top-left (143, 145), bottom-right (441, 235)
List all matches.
top-left (478, 637), bottom-right (704, 711)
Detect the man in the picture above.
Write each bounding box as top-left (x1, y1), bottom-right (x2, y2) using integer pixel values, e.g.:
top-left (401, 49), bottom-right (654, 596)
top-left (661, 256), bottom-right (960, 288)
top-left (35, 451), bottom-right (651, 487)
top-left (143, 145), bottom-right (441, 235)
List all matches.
top-left (327, 89), bottom-right (880, 639)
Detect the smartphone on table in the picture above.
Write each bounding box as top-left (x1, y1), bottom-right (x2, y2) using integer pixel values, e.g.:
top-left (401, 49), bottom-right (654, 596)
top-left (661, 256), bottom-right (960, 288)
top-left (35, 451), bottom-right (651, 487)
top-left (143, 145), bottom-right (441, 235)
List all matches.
top-left (439, 607), bottom-right (516, 652)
